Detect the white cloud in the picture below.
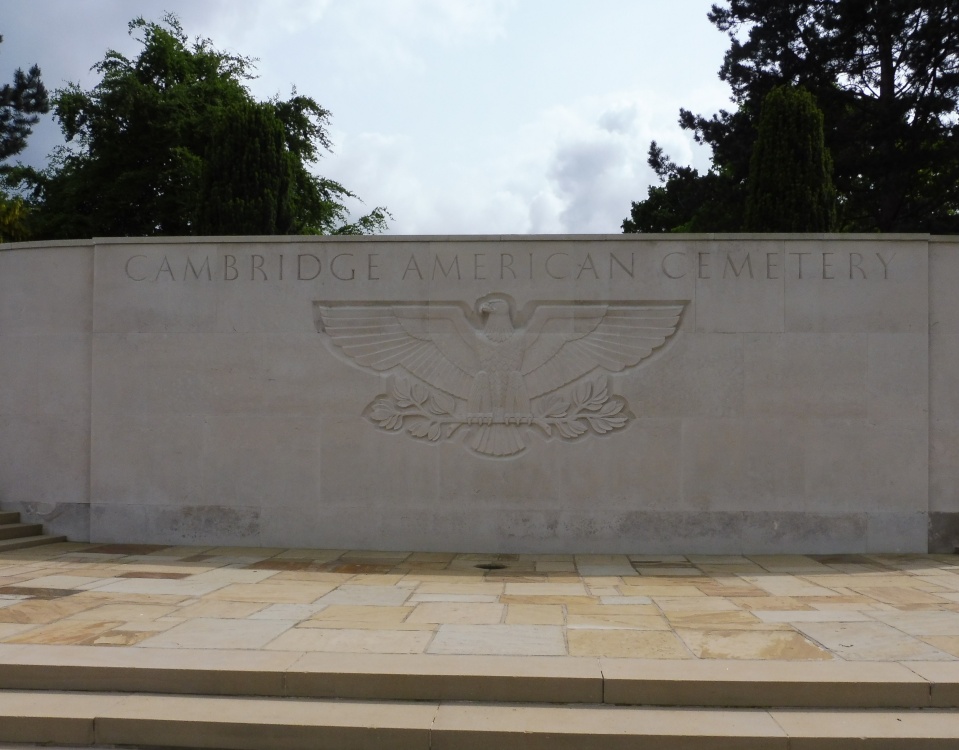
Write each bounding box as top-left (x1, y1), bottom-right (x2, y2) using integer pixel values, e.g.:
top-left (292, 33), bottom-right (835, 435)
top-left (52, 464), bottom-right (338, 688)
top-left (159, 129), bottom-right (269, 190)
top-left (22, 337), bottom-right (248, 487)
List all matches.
top-left (7, 1), bottom-right (732, 234)
top-left (324, 85), bottom-right (724, 234)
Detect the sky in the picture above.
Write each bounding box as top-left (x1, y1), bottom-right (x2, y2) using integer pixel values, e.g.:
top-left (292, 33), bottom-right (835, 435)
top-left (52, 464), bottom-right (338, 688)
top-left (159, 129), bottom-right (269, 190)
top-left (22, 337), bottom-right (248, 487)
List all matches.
top-left (3, 1), bottom-right (733, 234)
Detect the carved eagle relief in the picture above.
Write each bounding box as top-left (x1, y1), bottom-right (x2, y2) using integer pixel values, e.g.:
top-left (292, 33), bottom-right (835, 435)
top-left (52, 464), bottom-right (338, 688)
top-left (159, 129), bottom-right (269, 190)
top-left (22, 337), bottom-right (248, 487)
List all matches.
top-left (314, 294), bottom-right (686, 457)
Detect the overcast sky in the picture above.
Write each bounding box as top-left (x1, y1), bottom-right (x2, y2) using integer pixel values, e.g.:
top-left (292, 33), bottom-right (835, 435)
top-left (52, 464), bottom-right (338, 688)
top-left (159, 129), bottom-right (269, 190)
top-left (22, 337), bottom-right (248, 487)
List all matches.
top-left (4, 1), bottom-right (733, 234)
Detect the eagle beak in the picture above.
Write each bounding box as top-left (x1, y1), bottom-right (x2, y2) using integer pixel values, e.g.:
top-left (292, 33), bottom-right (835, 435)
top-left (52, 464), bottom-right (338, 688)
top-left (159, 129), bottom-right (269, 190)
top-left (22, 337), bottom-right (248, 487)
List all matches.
top-left (479, 302), bottom-right (492, 314)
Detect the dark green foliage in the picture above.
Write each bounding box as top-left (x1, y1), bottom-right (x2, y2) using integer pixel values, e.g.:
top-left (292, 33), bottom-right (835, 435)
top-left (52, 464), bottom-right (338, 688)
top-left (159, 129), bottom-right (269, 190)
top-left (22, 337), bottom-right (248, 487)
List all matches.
top-left (17, 15), bottom-right (387, 239)
top-left (197, 103), bottom-right (293, 235)
top-left (744, 86), bottom-right (836, 231)
top-left (622, 143), bottom-right (743, 233)
top-left (0, 34), bottom-right (49, 162)
top-left (0, 34), bottom-right (49, 242)
top-left (625, 1), bottom-right (959, 233)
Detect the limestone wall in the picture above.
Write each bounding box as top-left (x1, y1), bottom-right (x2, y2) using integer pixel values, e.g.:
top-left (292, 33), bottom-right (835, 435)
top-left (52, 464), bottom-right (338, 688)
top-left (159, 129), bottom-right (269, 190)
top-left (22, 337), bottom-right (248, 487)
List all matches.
top-left (930, 237), bottom-right (959, 550)
top-left (0, 234), bottom-right (952, 553)
top-left (0, 240), bottom-right (93, 539)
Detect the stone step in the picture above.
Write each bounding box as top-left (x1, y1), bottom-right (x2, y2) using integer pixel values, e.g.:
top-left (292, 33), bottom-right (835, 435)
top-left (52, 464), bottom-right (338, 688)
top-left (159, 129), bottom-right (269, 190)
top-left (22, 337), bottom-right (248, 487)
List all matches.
top-left (2, 690), bottom-right (959, 749)
top-left (0, 534), bottom-right (67, 553)
top-left (0, 511), bottom-right (19, 525)
top-left (0, 645), bottom-right (956, 710)
top-left (0, 523), bottom-right (43, 541)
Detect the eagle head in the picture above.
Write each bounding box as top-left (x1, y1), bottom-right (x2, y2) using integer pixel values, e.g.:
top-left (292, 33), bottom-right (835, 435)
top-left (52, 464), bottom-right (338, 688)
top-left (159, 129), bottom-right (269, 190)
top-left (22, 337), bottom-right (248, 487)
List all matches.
top-left (477, 294), bottom-right (515, 341)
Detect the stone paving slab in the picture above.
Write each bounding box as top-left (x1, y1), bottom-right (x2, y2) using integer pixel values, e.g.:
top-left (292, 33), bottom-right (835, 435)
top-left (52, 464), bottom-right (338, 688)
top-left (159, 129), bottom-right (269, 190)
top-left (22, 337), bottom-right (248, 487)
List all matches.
top-left (1, 542), bottom-right (959, 664)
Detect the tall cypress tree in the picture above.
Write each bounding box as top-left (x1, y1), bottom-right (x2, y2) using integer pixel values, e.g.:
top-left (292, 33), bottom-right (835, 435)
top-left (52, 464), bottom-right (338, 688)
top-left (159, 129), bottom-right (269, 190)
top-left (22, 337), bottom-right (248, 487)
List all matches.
top-left (745, 86), bottom-right (836, 232)
top-left (625, 2), bottom-right (959, 234)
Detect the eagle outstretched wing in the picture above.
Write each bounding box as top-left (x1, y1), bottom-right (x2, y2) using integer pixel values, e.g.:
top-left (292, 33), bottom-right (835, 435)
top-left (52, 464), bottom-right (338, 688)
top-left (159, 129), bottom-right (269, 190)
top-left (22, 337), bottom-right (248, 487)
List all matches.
top-left (315, 299), bottom-right (686, 403)
top-left (520, 303), bottom-right (685, 399)
top-left (313, 302), bottom-right (479, 399)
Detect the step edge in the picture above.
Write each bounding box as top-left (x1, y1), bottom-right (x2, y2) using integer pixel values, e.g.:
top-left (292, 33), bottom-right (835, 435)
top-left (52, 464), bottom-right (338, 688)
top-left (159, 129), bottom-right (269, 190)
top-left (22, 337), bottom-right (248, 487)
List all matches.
top-left (0, 535), bottom-right (68, 551)
top-left (0, 657), bottom-right (944, 708)
top-left (4, 692), bottom-right (959, 745)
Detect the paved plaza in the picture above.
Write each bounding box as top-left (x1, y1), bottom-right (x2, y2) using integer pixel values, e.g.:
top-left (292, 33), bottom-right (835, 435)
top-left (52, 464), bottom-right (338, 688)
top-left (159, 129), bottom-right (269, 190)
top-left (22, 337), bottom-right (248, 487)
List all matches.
top-left (3, 542), bottom-right (959, 662)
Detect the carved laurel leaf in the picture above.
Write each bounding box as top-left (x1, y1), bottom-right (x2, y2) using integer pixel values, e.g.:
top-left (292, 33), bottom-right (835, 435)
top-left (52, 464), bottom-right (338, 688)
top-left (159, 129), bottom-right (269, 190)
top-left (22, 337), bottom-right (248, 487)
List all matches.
top-left (406, 420), bottom-right (445, 441)
top-left (376, 414), bottom-right (404, 431)
top-left (428, 390), bottom-right (457, 416)
top-left (408, 422), bottom-right (429, 438)
top-left (370, 398), bottom-right (406, 431)
top-left (597, 399), bottom-right (624, 417)
top-left (590, 377), bottom-right (610, 404)
top-left (585, 414), bottom-right (628, 434)
top-left (572, 380), bottom-right (593, 408)
top-left (391, 378), bottom-right (415, 407)
top-left (578, 377), bottom-right (609, 411)
top-left (556, 419), bottom-right (588, 439)
top-left (537, 394), bottom-right (570, 418)
top-left (411, 383), bottom-right (429, 405)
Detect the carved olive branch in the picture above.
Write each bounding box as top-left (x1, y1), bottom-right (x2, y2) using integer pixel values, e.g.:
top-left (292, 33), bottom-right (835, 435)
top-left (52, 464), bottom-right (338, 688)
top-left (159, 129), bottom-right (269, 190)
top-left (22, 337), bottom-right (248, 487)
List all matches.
top-left (367, 376), bottom-right (630, 444)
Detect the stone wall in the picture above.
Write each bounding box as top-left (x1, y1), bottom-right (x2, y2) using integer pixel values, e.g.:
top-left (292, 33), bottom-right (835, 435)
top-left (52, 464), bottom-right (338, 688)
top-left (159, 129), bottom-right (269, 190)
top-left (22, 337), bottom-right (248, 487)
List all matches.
top-left (930, 237), bottom-right (959, 551)
top-left (1, 234), bottom-right (955, 553)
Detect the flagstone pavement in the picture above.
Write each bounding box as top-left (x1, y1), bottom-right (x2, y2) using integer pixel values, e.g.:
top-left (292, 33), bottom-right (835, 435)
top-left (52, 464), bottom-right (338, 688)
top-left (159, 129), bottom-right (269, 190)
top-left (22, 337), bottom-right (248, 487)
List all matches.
top-left (3, 542), bottom-right (959, 662)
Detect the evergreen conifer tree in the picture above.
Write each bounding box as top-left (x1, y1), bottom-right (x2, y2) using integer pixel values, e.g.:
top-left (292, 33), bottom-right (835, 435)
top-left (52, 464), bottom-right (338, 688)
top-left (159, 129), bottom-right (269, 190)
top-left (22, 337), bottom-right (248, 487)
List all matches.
top-left (745, 86), bottom-right (836, 232)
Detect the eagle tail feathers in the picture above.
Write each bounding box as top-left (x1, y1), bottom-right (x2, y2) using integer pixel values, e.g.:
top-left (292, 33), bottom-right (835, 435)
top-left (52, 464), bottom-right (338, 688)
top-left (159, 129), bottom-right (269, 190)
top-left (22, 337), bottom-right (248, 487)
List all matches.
top-left (470, 423), bottom-right (528, 457)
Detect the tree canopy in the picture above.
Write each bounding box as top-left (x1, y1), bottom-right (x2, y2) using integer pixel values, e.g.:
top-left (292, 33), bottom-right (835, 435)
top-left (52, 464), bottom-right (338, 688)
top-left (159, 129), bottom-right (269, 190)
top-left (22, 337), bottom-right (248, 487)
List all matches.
top-left (0, 33), bottom-right (49, 242)
top-left (15, 15), bottom-right (387, 239)
top-left (624, 0), bottom-right (959, 233)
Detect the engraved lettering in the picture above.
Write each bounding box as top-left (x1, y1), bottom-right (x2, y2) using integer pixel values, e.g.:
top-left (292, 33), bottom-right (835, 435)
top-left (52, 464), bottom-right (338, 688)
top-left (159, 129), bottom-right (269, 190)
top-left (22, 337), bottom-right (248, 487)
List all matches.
top-left (224, 254), bottom-right (238, 281)
top-left (296, 254), bottom-right (321, 281)
top-left (473, 253), bottom-right (487, 280)
top-left (876, 251), bottom-right (895, 279)
top-left (124, 255), bottom-right (148, 281)
top-left (724, 253), bottom-right (754, 279)
top-left (609, 252), bottom-right (635, 278)
top-left (546, 252), bottom-right (569, 280)
top-left (331, 253), bottom-right (355, 281)
top-left (185, 256), bottom-right (212, 281)
top-left (155, 255), bottom-right (175, 281)
top-left (849, 252), bottom-right (865, 279)
top-left (766, 252), bottom-right (780, 279)
top-left (789, 252), bottom-right (811, 279)
top-left (698, 252), bottom-right (710, 279)
top-left (662, 251), bottom-right (685, 279)
top-left (433, 255), bottom-right (461, 280)
top-left (822, 252), bottom-right (834, 280)
top-left (402, 254), bottom-right (424, 280)
top-left (367, 253), bottom-right (380, 281)
top-left (500, 253), bottom-right (516, 279)
top-left (576, 253), bottom-right (599, 280)
top-left (251, 254), bottom-right (267, 281)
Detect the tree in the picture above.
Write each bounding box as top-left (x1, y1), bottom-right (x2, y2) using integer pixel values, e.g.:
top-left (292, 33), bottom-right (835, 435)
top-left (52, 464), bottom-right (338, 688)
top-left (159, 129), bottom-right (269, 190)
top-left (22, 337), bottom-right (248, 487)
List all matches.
top-left (622, 143), bottom-right (743, 233)
top-left (744, 85), bottom-right (836, 231)
top-left (0, 34), bottom-right (49, 242)
top-left (197, 102), bottom-right (294, 236)
top-left (625, 1), bottom-right (959, 233)
top-left (17, 15), bottom-right (387, 239)
top-left (0, 34), bottom-right (48, 162)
